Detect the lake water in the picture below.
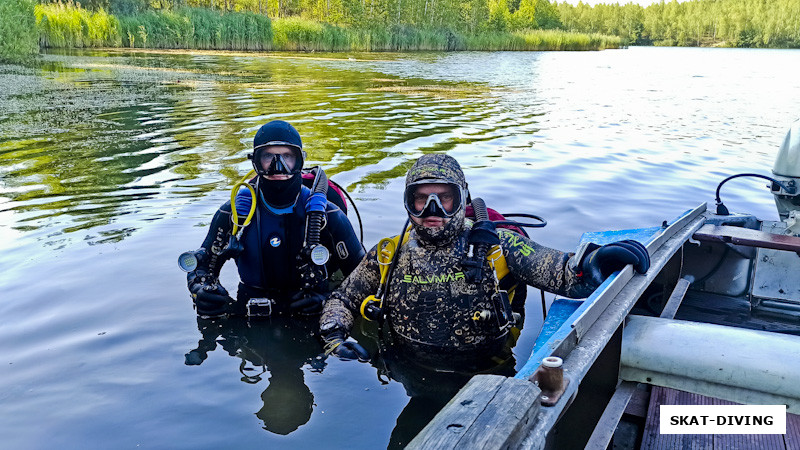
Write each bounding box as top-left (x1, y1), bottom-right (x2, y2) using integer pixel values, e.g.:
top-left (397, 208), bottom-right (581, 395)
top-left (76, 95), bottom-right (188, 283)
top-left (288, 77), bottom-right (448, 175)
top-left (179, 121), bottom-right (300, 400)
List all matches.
top-left (1, 46), bottom-right (799, 448)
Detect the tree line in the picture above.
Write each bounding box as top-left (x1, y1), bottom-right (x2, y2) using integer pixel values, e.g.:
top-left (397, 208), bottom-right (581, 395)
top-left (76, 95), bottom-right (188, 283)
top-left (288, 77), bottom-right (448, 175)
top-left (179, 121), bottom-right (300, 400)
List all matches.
top-left (4, 0), bottom-right (799, 62)
top-left (557, 0), bottom-right (800, 48)
top-left (39, 0), bottom-right (799, 48)
top-left (40, 0), bottom-right (569, 34)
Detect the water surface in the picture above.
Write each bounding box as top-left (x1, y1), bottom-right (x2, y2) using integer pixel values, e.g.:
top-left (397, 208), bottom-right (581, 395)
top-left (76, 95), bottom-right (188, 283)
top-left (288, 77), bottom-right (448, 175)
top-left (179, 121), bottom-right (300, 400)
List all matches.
top-left (1, 47), bottom-right (798, 448)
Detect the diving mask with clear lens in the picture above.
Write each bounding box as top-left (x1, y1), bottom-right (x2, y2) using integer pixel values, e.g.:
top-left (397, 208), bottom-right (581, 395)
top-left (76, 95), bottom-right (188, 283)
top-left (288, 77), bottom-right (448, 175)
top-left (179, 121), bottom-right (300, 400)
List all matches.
top-left (403, 181), bottom-right (465, 218)
top-left (251, 144), bottom-right (304, 176)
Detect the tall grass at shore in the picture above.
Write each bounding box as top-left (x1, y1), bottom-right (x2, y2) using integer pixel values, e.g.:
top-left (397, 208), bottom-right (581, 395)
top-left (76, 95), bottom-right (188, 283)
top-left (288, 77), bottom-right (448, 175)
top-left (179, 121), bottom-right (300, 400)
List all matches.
top-left (462, 29), bottom-right (621, 51)
top-left (33, 4), bottom-right (618, 53)
top-left (270, 21), bottom-right (618, 51)
top-left (271, 18), bottom-right (349, 51)
top-left (0, 0), bottom-right (39, 62)
top-left (119, 8), bottom-right (272, 50)
top-left (36, 4), bottom-right (272, 51)
top-left (36, 3), bottom-right (122, 48)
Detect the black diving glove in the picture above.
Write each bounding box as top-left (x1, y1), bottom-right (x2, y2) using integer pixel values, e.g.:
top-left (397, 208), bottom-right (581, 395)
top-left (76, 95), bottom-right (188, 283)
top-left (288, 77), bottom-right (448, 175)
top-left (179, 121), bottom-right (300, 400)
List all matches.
top-left (581, 240), bottom-right (650, 286)
top-left (192, 284), bottom-right (234, 318)
top-left (322, 330), bottom-right (370, 362)
top-left (290, 290), bottom-right (327, 315)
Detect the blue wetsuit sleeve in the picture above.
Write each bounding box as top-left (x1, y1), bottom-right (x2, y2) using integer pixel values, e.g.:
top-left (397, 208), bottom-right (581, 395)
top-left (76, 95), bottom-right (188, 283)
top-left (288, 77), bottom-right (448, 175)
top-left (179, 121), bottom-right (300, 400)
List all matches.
top-left (187, 201), bottom-right (233, 295)
top-left (324, 204), bottom-right (366, 277)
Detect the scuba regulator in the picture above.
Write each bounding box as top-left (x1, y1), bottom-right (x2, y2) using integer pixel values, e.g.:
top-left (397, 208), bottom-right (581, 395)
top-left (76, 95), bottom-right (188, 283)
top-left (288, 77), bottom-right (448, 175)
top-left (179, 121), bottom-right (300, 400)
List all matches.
top-left (297, 167), bottom-right (332, 292)
top-left (466, 198), bottom-right (516, 331)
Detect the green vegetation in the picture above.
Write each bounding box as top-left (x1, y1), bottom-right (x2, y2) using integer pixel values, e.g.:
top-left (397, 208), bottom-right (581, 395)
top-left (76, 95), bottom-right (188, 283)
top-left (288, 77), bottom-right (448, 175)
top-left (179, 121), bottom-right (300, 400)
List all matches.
top-left (556, 0), bottom-right (800, 48)
top-left (35, 3), bottom-right (122, 48)
top-left (35, 4), bottom-right (271, 50)
top-left (31, 0), bottom-right (618, 52)
top-left (0, 0), bottom-right (38, 62)
top-left (268, 19), bottom-right (620, 51)
top-left (19, 0), bottom-right (800, 54)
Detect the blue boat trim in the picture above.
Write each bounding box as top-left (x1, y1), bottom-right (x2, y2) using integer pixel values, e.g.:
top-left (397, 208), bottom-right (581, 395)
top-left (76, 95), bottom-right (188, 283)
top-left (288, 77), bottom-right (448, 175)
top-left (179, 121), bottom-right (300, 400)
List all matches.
top-left (514, 222), bottom-right (674, 380)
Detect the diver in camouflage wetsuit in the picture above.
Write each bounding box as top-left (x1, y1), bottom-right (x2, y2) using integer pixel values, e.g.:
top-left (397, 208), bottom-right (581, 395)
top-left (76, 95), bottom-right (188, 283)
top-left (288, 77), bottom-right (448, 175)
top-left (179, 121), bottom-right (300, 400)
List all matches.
top-left (319, 154), bottom-right (649, 368)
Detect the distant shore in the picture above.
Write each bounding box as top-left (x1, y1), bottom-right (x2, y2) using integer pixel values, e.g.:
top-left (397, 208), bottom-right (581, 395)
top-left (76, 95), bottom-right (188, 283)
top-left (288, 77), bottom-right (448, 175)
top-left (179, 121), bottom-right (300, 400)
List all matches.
top-left (2, 3), bottom-right (620, 64)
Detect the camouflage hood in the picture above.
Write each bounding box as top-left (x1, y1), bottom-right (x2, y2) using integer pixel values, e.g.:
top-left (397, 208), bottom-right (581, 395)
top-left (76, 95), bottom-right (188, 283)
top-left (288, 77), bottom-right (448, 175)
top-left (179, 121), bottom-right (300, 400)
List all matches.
top-left (405, 154), bottom-right (467, 245)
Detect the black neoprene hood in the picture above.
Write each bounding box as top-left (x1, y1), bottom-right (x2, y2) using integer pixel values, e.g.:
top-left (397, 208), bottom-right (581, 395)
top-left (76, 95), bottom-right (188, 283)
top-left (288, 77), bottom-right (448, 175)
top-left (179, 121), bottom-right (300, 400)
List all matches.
top-left (253, 120), bottom-right (303, 150)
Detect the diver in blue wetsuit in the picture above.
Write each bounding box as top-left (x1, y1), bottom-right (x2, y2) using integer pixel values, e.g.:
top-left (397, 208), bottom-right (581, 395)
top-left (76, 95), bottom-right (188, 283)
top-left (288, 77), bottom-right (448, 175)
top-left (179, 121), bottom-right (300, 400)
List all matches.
top-left (185, 120), bottom-right (365, 318)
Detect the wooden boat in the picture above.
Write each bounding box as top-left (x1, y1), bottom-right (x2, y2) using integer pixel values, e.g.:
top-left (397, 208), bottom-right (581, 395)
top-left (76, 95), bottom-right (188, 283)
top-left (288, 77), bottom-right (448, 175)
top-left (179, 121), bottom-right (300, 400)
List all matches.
top-left (409, 122), bottom-right (800, 449)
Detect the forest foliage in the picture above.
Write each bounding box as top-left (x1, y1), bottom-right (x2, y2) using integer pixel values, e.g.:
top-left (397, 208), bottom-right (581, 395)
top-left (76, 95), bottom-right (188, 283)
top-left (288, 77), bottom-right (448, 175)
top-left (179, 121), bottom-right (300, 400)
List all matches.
top-left (556, 0), bottom-right (800, 48)
top-left (58, 0), bottom-right (800, 49)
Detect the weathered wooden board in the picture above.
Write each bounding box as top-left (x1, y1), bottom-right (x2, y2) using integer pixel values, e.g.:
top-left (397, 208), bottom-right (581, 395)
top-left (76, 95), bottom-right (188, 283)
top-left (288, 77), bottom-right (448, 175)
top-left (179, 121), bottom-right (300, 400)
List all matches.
top-left (693, 224), bottom-right (800, 253)
top-left (408, 374), bottom-right (541, 450)
top-left (643, 386), bottom-right (796, 450)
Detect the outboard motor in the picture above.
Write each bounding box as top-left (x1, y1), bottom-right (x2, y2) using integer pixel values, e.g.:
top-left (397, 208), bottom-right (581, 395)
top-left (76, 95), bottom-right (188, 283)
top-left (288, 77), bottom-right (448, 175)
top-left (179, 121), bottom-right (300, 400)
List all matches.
top-left (771, 119), bottom-right (800, 234)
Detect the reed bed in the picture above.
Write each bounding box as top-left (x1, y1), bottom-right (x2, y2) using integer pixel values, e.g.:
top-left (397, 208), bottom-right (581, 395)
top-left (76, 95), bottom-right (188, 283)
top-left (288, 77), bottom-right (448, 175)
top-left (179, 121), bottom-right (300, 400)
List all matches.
top-left (0, 0), bottom-right (39, 62)
top-left (32, 4), bottom-right (618, 53)
top-left (119, 8), bottom-right (272, 50)
top-left (35, 3), bottom-right (122, 48)
top-left (35, 5), bottom-right (271, 51)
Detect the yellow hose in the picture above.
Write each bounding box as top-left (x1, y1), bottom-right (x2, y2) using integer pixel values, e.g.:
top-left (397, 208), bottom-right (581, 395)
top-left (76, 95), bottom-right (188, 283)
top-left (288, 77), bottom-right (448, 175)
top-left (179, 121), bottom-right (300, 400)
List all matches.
top-left (231, 170), bottom-right (257, 236)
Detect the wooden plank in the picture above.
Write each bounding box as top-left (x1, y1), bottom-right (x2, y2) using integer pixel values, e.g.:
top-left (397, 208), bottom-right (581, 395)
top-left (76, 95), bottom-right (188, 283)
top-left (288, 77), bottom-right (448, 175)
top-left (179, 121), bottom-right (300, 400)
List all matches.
top-left (624, 384), bottom-right (650, 419)
top-left (457, 377), bottom-right (542, 449)
top-left (584, 380), bottom-right (638, 450)
top-left (643, 386), bottom-right (799, 450)
top-left (715, 432), bottom-right (785, 449)
top-left (660, 277), bottom-right (691, 319)
top-left (642, 386), bottom-right (713, 450)
top-left (786, 411), bottom-right (800, 449)
top-left (407, 375), bottom-right (506, 449)
top-left (693, 224), bottom-right (800, 253)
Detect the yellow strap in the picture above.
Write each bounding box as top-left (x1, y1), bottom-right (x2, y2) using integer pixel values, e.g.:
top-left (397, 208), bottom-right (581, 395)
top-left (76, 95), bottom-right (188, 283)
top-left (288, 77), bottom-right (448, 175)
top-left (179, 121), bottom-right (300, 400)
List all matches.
top-left (488, 244), bottom-right (509, 280)
top-left (487, 244), bottom-right (517, 303)
top-left (323, 339), bottom-right (343, 356)
top-left (230, 169), bottom-right (257, 236)
top-left (360, 295), bottom-right (379, 321)
top-left (376, 237), bottom-right (397, 285)
top-left (359, 229), bottom-right (411, 320)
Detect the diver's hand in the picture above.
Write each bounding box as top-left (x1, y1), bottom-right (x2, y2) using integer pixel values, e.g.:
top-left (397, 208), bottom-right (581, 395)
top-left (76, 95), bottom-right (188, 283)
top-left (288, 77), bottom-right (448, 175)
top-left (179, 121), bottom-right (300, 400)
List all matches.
top-left (193, 284), bottom-right (233, 318)
top-left (581, 240), bottom-right (650, 285)
top-left (322, 330), bottom-right (370, 362)
top-left (290, 290), bottom-right (327, 315)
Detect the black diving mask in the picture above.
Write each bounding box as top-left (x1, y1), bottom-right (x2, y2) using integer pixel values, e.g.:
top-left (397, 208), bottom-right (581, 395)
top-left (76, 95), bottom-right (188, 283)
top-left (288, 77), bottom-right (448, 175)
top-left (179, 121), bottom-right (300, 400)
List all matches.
top-left (404, 181), bottom-right (465, 218)
top-left (251, 144), bottom-right (304, 176)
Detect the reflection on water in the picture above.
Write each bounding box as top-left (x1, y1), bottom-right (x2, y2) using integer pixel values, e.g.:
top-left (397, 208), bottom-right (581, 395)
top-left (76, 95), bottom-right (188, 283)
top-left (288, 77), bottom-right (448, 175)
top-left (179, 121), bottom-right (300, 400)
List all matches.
top-left (2, 47), bottom-right (800, 448)
top-left (185, 317), bottom-right (323, 435)
top-left (1, 50), bottom-right (501, 249)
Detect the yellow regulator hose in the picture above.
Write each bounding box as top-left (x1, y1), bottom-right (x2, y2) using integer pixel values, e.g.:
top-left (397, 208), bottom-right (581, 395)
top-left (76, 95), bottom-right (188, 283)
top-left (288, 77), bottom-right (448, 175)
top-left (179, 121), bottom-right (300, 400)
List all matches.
top-left (230, 170), bottom-right (257, 236)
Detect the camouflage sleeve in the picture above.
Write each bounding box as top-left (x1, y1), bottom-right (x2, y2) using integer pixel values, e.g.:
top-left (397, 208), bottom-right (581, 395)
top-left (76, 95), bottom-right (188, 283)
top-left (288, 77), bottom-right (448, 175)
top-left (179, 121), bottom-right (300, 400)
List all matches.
top-left (319, 243), bottom-right (382, 335)
top-left (498, 229), bottom-right (596, 299)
